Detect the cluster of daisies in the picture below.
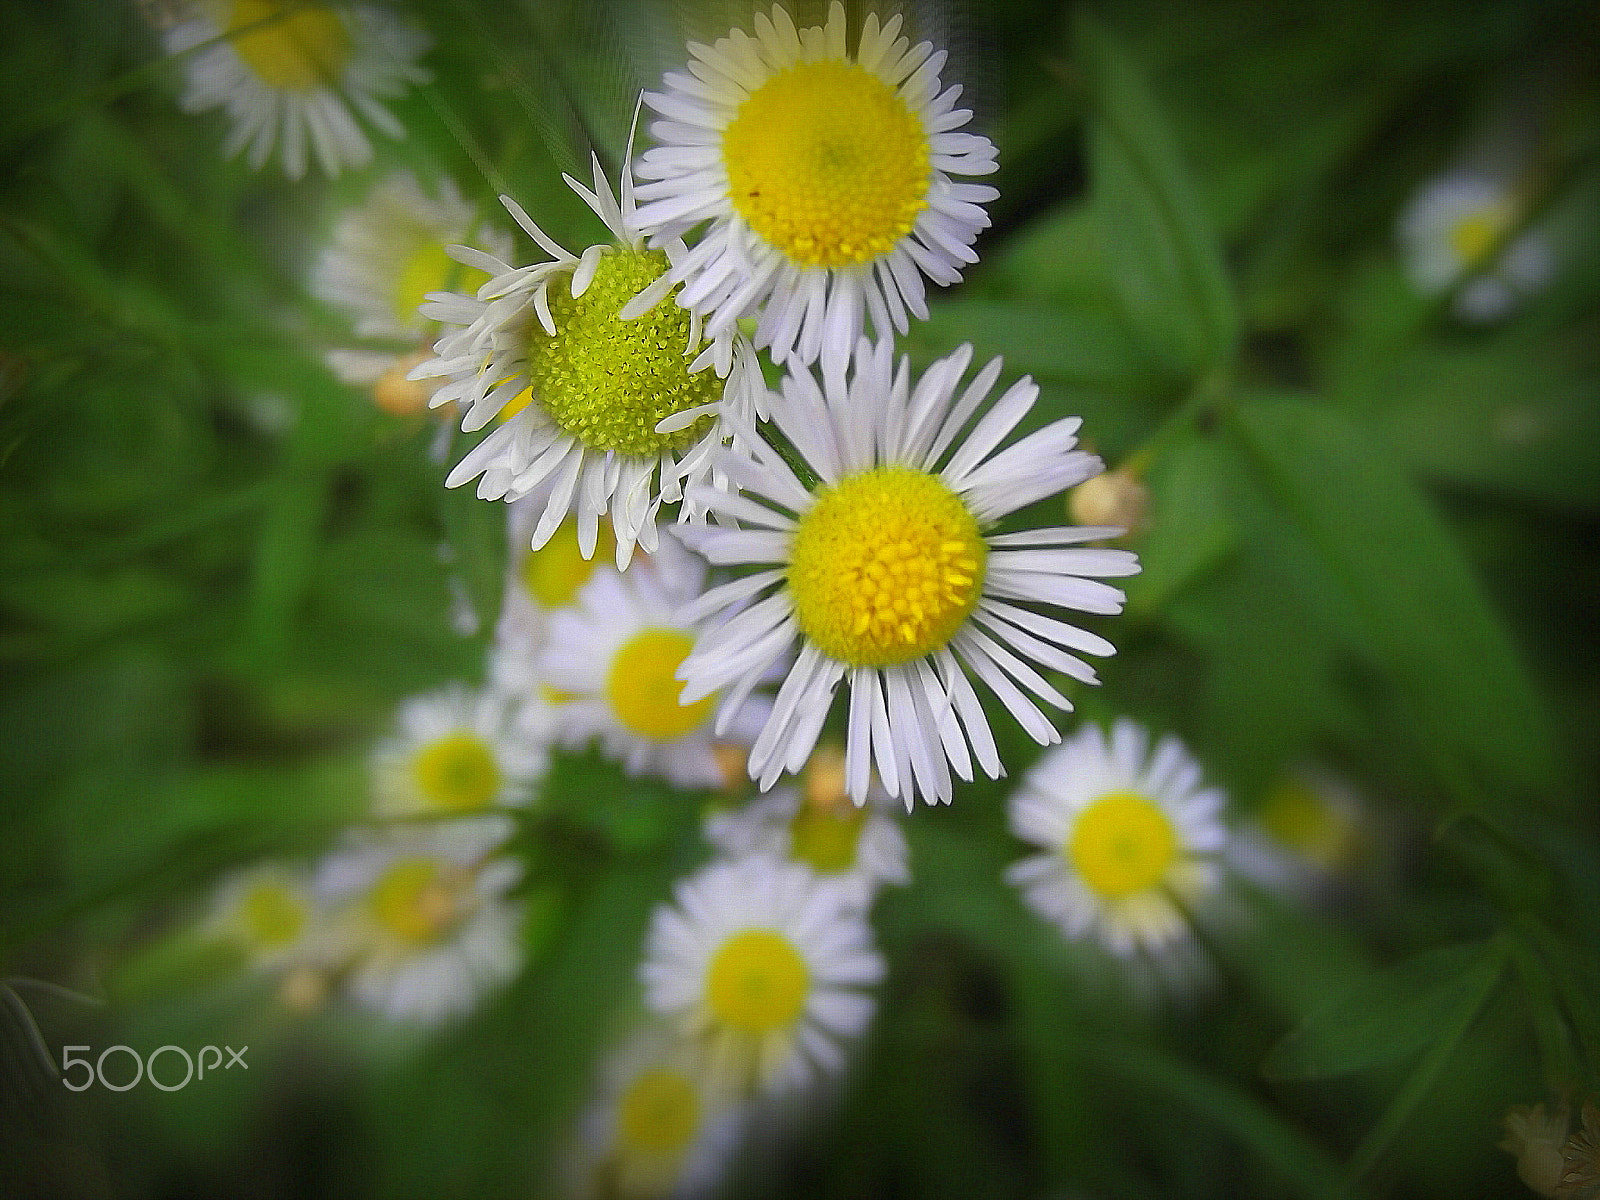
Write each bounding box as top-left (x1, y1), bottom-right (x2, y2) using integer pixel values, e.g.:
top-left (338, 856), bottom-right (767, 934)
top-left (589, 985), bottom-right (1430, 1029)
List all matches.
top-left (158, 1), bottom-right (1369, 1193)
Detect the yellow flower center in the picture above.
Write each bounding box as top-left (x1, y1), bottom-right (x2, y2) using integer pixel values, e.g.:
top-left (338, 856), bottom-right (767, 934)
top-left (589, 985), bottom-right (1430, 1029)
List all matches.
top-left (616, 1067), bottom-right (700, 1160)
top-left (394, 238), bottom-right (484, 328)
top-left (1068, 790), bottom-right (1179, 899)
top-left (724, 58), bottom-right (931, 267)
top-left (1260, 776), bottom-right (1357, 869)
top-left (225, 0), bottom-right (351, 92)
top-left (706, 928), bottom-right (809, 1032)
top-left (606, 628), bottom-right (714, 742)
top-left (239, 880), bottom-right (306, 947)
top-left (411, 731), bottom-right (501, 812)
top-left (368, 858), bottom-right (462, 946)
top-left (789, 467), bottom-right (986, 667)
top-left (525, 248), bottom-right (720, 455)
top-left (789, 803), bottom-right (867, 875)
top-left (519, 517), bottom-right (614, 607)
top-left (1449, 204), bottom-right (1512, 269)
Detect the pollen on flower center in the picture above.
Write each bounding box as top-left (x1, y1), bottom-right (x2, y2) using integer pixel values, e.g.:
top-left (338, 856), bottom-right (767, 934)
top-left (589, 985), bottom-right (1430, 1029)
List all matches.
top-left (240, 881), bottom-right (306, 947)
top-left (520, 516), bottom-right (614, 607)
top-left (723, 58), bottom-right (931, 268)
top-left (789, 804), bottom-right (867, 874)
top-left (606, 627), bottom-right (714, 742)
top-left (226, 0), bottom-right (351, 92)
top-left (789, 467), bottom-right (986, 668)
top-left (525, 247), bottom-right (721, 456)
top-left (369, 859), bottom-right (462, 945)
top-left (617, 1067), bottom-right (700, 1159)
top-left (412, 732), bottom-right (500, 811)
top-left (706, 928), bottom-right (809, 1032)
top-left (1069, 790), bottom-right (1179, 899)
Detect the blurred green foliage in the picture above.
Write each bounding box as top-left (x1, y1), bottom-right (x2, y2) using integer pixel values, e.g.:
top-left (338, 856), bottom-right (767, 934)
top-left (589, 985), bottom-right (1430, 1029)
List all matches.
top-left (2, 0), bottom-right (1597, 1197)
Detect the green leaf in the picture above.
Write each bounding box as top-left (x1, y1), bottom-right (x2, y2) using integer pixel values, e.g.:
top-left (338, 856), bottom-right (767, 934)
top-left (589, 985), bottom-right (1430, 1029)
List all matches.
top-left (1124, 432), bottom-right (1238, 615)
top-left (1264, 940), bottom-right (1501, 1081)
top-left (1074, 11), bottom-right (1238, 379)
top-left (1230, 395), bottom-right (1559, 802)
top-left (908, 296), bottom-right (1158, 391)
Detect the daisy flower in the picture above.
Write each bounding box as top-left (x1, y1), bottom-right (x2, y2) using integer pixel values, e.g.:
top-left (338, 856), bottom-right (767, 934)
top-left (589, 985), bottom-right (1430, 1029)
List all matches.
top-left (675, 338), bottom-right (1140, 807)
top-left (316, 816), bottom-right (522, 1026)
top-left (1229, 765), bottom-right (1366, 896)
top-left (631, 2), bottom-right (999, 384)
top-left (486, 489), bottom-right (621, 697)
top-left (640, 858), bottom-right (884, 1099)
top-left (1006, 719), bottom-right (1228, 958)
top-left (567, 1025), bottom-right (746, 1199)
top-left (312, 172), bottom-right (509, 387)
top-left (205, 861), bottom-right (328, 973)
top-left (1397, 169), bottom-right (1552, 321)
top-left (705, 751), bottom-right (909, 909)
top-left (371, 684), bottom-right (547, 817)
top-left (539, 532), bottom-right (770, 790)
top-left (411, 151), bottom-right (763, 568)
top-left (161, 1), bottom-right (430, 179)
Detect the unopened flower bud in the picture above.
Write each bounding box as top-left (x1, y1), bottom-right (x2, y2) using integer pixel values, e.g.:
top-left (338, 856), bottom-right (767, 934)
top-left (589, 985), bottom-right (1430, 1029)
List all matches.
top-left (1069, 468), bottom-right (1149, 536)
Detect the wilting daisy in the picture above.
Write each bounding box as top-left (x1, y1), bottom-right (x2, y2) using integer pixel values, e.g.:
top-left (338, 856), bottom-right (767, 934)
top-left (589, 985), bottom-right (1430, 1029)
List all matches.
top-left (1397, 169), bottom-right (1552, 321)
top-left (161, 1), bottom-right (430, 179)
top-left (568, 1025), bottom-right (746, 1199)
top-left (540, 532), bottom-right (770, 789)
top-left (641, 858), bottom-right (883, 1099)
top-left (412, 151), bottom-right (762, 568)
top-left (371, 684), bottom-right (547, 817)
top-left (1006, 719), bottom-right (1228, 958)
top-left (676, 339), bottom-right (1140, 806)
top-left (705, 748), bottom-right (909, 909)
top-left (632, 2), bottom-right (999, 384)
top-left (317, 816), bottom-right (522, 1025)
top-left (313, 173), bottom-right (509, 387)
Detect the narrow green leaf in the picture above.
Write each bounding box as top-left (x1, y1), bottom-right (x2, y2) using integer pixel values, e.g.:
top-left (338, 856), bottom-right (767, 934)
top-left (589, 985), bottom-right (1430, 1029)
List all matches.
top-left (1264, 940), bottom-right (1501, 1081)
top-left (1074, 11), bottom-right (1238, 379)
top-left (1230, 396), bottom-right (1559, 802)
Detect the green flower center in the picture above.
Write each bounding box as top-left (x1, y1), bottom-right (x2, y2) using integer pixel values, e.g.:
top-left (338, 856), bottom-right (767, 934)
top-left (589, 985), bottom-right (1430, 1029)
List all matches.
top-left (525, 248), bottom-right (720, 456)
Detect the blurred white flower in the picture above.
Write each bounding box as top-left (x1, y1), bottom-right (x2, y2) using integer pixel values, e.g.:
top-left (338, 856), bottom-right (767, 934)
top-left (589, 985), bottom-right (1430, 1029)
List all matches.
top-left (1007, 719), bottom-right (1228, 959)
top-left (640, 858), bottom-right (883, 1100)
top-left (1397, 170), bottom-right (1552, 321)
top-left (162, 1), bottom-right (430, 178)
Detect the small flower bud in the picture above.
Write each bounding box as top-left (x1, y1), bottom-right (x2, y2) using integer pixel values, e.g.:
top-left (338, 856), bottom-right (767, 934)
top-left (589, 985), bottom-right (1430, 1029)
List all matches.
top-left (373, 350), bottom-right (436, 417)
top-left (1069, 468), bottom-right (1149, 536)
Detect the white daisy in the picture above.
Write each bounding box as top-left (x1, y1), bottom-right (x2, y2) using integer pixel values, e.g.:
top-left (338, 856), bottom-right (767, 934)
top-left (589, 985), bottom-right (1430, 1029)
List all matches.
top-left (410, 151), bottom-right (763, 569)
top-left (371, 684), bottom-right (547, 817)
top-left (704, 772), bottom-right (909, 909)
top-left (1005, 719), bottom-right (1228, 958)
top-left (486, 488), bottom-right (623, 698)
top-left (1397, 170), bottom-right (1552, 321)
top-left (631, 2), bottom-right (999, 384)
top-left (312, 172), bottom-right (510, 387)
top-left (676, 338), bottom-right (1141, 807)
top-left (316, 816), bottom-right (522, 1026)
top-left (161, 1), bottom-right (430, 179)
top-left (205, 861), bottom-right (330, 973)
top-left (1228, 765), bottom-right (1366, 896)
top-left (539, 531), bottom-right (771, 790)
top-left (567, 1025), bottom-right (746, 1199)
top-left (640, 857), bottom-right (884, 1099)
